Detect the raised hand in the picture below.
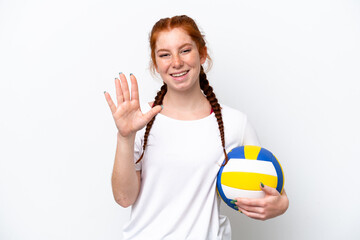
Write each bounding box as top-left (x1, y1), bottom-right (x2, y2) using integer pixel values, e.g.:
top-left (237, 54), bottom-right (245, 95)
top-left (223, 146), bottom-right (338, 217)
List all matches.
top-left (104, 73), bottom-right (162, 138)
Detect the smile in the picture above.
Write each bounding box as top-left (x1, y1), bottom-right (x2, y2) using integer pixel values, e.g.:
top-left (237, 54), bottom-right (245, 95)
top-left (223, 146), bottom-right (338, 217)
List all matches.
top-left (170, 71), bottom-right (189, 77)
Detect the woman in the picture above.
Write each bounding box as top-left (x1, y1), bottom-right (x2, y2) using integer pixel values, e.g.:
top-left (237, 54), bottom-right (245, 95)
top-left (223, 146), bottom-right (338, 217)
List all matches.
top-left (104, 15), bottom-right (288, 240)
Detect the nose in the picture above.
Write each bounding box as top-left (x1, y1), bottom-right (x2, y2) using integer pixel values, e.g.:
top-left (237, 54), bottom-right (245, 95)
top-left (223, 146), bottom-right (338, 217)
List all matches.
top-left (172, 54), bottom-right (183, 69)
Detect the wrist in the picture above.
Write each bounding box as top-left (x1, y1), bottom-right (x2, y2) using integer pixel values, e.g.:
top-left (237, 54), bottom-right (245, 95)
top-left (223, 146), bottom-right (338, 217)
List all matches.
top-left (117, 131), bottom-right (136, 143)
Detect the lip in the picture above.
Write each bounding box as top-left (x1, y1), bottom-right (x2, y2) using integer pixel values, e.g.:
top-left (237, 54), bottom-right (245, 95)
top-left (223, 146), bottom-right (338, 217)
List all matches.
top-left (170, 70), bottom-right (189, 76)
top-left (170, 70), bottom-right (189, 81)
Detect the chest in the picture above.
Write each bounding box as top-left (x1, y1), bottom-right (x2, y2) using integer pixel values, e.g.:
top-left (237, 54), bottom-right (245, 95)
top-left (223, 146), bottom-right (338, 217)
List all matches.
top-left (143, 116), bottom-right (224, 171)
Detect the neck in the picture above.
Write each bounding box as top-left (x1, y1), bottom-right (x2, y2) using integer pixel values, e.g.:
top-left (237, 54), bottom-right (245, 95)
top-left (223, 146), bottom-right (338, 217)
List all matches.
top-left (161, 82), bottom-right (211, 120)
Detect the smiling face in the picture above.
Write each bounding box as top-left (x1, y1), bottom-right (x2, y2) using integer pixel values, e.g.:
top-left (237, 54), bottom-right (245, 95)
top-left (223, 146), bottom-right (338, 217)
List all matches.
top-left (154, 28), bottom-right (207, 93)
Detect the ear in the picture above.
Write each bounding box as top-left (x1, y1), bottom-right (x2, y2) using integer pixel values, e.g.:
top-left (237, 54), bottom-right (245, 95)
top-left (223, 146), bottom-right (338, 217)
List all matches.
top-left (200, 47), bottom-right (207, 65)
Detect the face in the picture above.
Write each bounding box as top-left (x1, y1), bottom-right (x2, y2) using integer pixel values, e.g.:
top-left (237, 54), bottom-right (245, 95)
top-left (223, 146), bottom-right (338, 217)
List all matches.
top-left (154, 28), bottom-right (207, 93)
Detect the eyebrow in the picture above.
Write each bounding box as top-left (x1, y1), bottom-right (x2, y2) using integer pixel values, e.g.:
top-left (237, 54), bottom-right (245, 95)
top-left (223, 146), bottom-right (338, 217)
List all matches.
top-left (156, 43), bottom-right (193, 53)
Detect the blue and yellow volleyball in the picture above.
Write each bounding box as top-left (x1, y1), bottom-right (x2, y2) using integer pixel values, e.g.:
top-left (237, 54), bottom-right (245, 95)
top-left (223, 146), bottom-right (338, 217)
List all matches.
top-left (217, 145), bottom-right (284, 211)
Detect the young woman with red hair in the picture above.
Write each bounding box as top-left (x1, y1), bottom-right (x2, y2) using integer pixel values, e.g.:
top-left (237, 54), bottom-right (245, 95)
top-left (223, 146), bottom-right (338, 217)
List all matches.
top-left (104, 15), bottom-right (288, 240)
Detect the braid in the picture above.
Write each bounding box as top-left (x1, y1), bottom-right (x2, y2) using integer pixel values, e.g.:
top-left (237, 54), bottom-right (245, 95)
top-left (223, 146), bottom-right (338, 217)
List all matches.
top-left (199, 66), bottom-right (229, 165)
top-left (136, 83), bottom-right (167, 163)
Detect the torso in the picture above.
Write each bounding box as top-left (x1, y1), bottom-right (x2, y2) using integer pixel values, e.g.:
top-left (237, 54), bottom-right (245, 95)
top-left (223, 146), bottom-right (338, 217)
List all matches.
top-left (123, 102), bottom-right (259, 240)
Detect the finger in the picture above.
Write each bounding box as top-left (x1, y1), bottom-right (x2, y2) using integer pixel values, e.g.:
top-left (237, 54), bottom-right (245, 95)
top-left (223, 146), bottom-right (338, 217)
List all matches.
top-left (235, 198), bottom-right (265, 208)
top-left (260, 183), bottom-right (280, 196)
top-left (120, 73), bottom-right (131, 101)
top-left (104, 91), bottom-right (117, 114)
top-left (115, 74), bottom-right (124, 105)
top-left (130, 74), bottom-right (139, 101)
top-left (238, 208), bottom-right (265, 221)
top-left (236, 204), bottom-right (265, 214)
top-left (143, 105), bottom-right (162, 123)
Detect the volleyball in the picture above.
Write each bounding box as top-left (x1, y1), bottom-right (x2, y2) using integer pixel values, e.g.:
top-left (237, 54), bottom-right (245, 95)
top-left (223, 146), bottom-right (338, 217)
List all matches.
top-left (216, 145), bottom-right (284, 211)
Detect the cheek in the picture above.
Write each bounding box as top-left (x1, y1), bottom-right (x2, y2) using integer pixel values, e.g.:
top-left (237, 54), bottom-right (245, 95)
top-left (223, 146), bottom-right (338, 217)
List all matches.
top-left (157, 65), bottom-right (166, 74)
top-left (155, 60), bottom-right (170, 73)
top-left (188, 54), bottom-right (202, 67)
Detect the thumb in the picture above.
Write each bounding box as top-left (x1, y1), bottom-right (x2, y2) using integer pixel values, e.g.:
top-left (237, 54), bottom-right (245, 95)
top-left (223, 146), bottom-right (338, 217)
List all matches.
top-left (143, 105), bottom-right (163, 123)
top-left (260, 182), bottom-right (280, 196)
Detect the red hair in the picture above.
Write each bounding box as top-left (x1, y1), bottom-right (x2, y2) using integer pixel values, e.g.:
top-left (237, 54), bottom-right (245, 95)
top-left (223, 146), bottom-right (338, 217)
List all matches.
top-left (137, 15), bottom-right (228, 165)
top-left (149, 15), bottom-right (211, 73)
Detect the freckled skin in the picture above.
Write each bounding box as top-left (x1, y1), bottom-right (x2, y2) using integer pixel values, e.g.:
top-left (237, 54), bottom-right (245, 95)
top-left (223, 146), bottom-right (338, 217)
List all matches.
top-left (154, 28), bottom-right (206, 94)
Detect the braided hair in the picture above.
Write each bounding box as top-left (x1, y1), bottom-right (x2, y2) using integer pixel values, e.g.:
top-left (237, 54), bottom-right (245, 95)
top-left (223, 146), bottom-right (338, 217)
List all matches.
top-left (136, 15), bottom-right (228, 165)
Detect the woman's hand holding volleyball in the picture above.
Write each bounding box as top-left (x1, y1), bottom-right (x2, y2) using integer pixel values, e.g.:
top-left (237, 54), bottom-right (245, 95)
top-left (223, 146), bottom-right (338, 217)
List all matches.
top-left (104, 73), bottom-right (162, 138)
top-left (234, 184), bottom-right (289, 221)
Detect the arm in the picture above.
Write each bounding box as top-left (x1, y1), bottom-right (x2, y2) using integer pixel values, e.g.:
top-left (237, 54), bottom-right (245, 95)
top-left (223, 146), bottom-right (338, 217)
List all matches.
top-left (235, 119), bottom-right (289, 220)
top-left (104, 73), bottom-right (162, 207)
top-left (111, 133), bottom-right (141, 208)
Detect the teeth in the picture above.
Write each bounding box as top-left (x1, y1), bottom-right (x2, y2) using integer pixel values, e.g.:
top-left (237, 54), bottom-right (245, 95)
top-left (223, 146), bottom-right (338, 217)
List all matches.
top-left (172, 71), bottom-right (187, 77)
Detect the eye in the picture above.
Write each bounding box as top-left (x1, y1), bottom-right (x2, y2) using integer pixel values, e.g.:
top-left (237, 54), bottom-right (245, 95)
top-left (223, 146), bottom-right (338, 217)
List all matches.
top-left (181, 48), bottom-right (191, 54)
top-left (159, 53), bottom-right (170, 58)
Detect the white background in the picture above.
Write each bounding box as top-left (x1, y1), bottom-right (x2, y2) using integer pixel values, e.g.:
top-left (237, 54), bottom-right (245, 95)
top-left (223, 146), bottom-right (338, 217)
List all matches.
top-left (1, 0), bottom-right (359, 239)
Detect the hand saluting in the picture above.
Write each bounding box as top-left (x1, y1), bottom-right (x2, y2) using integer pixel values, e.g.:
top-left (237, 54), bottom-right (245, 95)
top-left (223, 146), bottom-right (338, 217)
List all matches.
top-left (104, 73), bottom-right (163, 138)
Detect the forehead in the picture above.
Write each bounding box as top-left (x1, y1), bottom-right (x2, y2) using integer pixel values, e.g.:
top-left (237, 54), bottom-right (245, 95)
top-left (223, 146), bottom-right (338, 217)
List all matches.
top-left (155, 28), bottom-right (195, 51)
